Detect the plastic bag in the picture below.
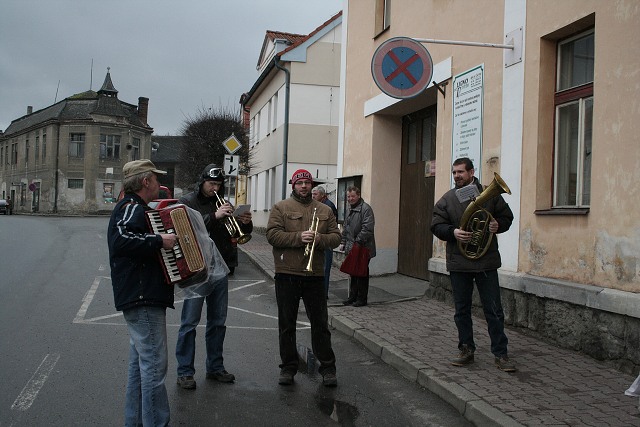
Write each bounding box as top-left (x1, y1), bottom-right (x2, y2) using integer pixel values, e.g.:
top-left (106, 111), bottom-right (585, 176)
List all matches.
top-left (172, 205), bottom-right (230, 300)
top-left (625, 373), bottom-right (640, 397)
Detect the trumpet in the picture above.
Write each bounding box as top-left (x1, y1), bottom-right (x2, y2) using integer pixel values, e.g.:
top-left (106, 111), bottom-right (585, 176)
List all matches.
top-left (213, 192), bottom-right (252, 244)
top-left (303, 208), bottom-right (319, 272)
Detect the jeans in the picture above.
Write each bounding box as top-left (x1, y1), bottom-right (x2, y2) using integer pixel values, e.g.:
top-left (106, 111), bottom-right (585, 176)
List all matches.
top-left (450, 270), bottom-right (509, 357)
top-left (275, 274), bottom-right (336, 375)
top-left (176, 275), bottom-right (228, 377)
top-left (323, 249), bottom-right (333, 297)
top-left (123, 306), bottom-right (170, 427)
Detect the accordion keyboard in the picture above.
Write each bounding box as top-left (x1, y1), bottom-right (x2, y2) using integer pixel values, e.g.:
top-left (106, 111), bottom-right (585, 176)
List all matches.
top-left (147, 205), bottom-right (205, 285)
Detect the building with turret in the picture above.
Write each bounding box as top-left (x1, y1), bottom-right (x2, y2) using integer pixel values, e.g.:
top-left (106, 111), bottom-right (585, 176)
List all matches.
top-left (0, 70), bottom-right (153, 213)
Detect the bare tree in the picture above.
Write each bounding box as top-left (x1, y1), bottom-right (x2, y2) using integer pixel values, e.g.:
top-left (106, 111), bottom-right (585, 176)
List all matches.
top-left (176, 105), bottom-right (254, 190)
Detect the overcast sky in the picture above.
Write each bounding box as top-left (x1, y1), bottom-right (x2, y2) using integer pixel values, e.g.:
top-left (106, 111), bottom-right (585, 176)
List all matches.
top-left (0, 0), bottom-right (343, 135)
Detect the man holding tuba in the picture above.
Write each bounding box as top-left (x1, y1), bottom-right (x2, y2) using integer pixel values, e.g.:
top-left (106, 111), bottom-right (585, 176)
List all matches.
top-left (431, 157), bottom-right (516, 372)
top-left (266, 169), bottom-right (341, 387)
top-left (175, 164), bottom-right (253, 389)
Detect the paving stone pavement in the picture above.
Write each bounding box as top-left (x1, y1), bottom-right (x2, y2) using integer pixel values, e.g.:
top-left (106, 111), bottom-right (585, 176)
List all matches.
top-left (240, 232), bottom-right (640, 426)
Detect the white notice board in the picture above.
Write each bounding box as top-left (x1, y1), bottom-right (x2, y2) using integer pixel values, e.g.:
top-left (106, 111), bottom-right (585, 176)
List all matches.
top-left (452, 64), bottom-right (484, 187)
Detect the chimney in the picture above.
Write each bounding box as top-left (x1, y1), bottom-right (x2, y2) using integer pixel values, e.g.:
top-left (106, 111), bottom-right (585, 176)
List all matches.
top-left (27, 106), bottom-right (33, 115)
top-left (138, 97), bottom-right (149, 124)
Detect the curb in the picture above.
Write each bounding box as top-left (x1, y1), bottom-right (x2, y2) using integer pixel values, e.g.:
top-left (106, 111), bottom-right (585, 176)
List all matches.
top-left (329, 313), bottom-right (522, 427)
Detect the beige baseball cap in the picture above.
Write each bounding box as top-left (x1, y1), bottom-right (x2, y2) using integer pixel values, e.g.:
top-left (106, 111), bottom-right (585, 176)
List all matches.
top-left (122, 159), bottom-right (166, 179)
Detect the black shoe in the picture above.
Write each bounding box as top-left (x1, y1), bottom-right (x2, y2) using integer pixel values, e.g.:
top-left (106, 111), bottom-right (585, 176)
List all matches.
top-left (206, 370), bottom-right (235, 383)
top-left (342, 297), bottom-right (356, 306)
top-left (176, 376), bottom-right (196, 389)
top-left (451, 345), bottom-right (475, 366)
top-left (352, 300), bottom-right (367, 307)
top-left (278, 370), bottom-right (295, 385)
top-left (322, 372), bottom-right (337, 387)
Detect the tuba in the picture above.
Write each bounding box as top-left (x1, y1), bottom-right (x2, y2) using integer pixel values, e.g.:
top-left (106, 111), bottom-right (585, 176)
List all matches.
top-left (458, 172), bottom-right (511, 260)
top-left (213, 192), bottom-right (252, 244)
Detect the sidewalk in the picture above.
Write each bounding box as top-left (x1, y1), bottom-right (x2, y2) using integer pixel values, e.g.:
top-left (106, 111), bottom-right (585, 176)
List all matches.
top-left (240, 232), bottom-right (640, 426)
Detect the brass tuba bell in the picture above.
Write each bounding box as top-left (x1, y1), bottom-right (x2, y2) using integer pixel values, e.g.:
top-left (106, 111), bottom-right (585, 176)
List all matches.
top-left (457, 172), bottom-right (511, 260)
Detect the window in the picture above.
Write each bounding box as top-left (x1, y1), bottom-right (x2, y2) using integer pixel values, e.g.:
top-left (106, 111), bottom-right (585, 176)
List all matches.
top-left (132, 138), bottom-right (140, 160)
top-left (35, 136), bottom-right (39, 163)
top-left (273, 93), bottom-right (278, 131)
top-left (267, 99), bottom-right (272, 135)
top-left (336, 176), bottom-right (363, 224)
top-left (100, 134), bottom-right (121, 159)
top-left (42, 133), bottom-right (47, 160)
top-left (553, 30), bottom-right (594, 207)
top-left (374, 0), bottom-right (391, 36)
top-left (69, 133), bottom-right (85, 158)
top-left (68, 179), bottom-right (84, 189)
top-left (25, 139), bottom-right (29, 163)
top-left (11, 142), bottom-right (18, 165)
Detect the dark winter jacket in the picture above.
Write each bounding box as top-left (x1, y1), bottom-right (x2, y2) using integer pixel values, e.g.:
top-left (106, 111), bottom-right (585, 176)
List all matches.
top-left (431, 177), bottom-right (513, 272)
top-left (342, 199), bottom-right (376, 259)
top-left (107, 193), bottom-right (174, 311)
top-left (178, 190), bottom-right (253, 268)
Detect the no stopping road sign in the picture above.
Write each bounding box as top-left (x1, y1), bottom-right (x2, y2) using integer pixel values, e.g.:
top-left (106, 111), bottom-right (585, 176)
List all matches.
top-left (371, 37), bottom-right (433, 99)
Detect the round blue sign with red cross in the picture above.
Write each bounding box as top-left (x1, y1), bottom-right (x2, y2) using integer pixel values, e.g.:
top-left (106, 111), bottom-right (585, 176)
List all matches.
top-left (371, 37), bottom-right (433, 99)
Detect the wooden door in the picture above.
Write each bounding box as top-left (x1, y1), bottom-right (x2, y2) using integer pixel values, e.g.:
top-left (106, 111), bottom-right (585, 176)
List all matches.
top-left (397, 107), bottom-right (437, 279)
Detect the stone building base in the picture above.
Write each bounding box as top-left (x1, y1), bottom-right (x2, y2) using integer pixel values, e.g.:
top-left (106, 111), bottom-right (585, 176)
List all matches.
top-left (428, 258), bottom-right (640, 375)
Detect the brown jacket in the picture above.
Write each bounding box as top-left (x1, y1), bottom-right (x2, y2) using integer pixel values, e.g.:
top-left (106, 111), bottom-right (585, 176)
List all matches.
top-left (266, 195), bottom-right (341, 277)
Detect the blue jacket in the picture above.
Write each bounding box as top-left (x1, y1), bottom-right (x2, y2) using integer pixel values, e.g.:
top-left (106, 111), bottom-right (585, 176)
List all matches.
top-left (107, 193), bottom-right (174, 311)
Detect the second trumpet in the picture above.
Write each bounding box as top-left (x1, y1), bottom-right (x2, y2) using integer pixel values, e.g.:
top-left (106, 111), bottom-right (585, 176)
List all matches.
top-left (214, 192), bottom-right (252, 244)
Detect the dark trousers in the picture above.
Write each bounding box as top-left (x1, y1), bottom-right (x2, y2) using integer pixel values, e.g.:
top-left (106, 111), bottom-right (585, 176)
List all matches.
top-left (348, 267), bottom-right (370, 303)
top-left (450, 270), bottom-right (509, 357)
top-left (275, 274), bottom-right (336, 375)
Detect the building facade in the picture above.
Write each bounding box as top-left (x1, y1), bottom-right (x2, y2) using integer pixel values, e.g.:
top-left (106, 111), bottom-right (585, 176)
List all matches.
top-left (240, 12), bottom-right (342, 228)
top-left (0, 71), bottom-right (154, 213)
top-left (339, 0), bottom-right (639, 370)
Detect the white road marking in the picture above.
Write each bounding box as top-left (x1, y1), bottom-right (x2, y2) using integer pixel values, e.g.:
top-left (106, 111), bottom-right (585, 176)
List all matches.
top-left (11, 353), bottom-right (60, 411)
top-left (75, 276), bottom-right (310, 329)
top-left (229, 279), bottom-right (266, 292)
top-left (73, 277), bottom-right (103, 323)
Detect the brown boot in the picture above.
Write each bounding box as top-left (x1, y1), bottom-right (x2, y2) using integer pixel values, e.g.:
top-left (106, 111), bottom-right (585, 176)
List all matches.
top-left (451, 345), bottom-right (475, 366)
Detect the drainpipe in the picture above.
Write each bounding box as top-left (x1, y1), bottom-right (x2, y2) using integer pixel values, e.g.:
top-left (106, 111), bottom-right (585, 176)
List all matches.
top-left (274, 55), bottom-right (290, 200)
top-left (53, 124), bottom-right (60, 213)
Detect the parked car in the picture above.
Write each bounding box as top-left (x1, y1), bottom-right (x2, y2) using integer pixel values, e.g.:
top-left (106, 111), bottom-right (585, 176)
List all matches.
top-left (148, 198), bottom-right (178, 210)
top-left (0, 199), bottom-right (8, 215)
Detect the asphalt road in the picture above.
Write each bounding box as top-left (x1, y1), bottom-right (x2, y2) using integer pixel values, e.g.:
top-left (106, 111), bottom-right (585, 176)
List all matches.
top-left (0, 215), bottom-right (470, 426)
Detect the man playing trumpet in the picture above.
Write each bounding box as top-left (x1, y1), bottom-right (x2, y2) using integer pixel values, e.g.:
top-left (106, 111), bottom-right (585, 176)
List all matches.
top-left (175, 164), bottom-right (253, 389)
top-left (266, 169), bottom-right (341, 387)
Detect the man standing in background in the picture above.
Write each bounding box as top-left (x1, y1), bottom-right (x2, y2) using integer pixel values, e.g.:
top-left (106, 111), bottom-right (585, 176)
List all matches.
top-left (312, 185), bottom-right (338, 298)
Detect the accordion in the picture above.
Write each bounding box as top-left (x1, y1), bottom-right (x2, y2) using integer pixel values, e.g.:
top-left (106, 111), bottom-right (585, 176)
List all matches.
top-left (146, 205), bottom-right (207, 287)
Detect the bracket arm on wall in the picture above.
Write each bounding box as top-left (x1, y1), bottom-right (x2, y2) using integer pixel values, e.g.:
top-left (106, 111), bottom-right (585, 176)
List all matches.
top-left (432, 80), bottom-right (448, 98)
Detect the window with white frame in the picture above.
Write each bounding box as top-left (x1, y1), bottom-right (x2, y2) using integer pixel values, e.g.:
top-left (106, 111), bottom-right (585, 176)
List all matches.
top-left (554, 30), bottom-right (594, 208)
top-left (131, 137), bottom-right (140, 160)
top-left (267, 99), bottom-right (272, 135)
top-left (69, 133), bottom-right (85, 158)
top-left (100, 134), bottom-right (121, 159)
top-left (374, 0), bottom-right (391, 36)
top-left (250, 117), bottom-right (255, 147)
top-left (273, 92), bottom-right (278, 132)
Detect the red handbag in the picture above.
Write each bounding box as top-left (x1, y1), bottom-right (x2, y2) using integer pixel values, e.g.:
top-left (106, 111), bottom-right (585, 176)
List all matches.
top-left (340, 243), bottom-right (370, 277)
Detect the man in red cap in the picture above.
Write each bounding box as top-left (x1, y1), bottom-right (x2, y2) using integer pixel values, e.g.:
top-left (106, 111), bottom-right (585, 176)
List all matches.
top-left (266, 169), bottom-right (341, 387)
